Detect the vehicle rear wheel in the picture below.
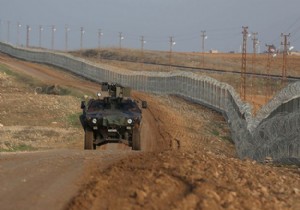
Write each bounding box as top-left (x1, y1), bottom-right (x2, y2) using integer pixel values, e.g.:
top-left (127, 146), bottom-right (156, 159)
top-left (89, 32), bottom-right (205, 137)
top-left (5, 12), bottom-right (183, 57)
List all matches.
top-left (132, 126), bottom-right (141, 150)
top-left (84, 128), bottom-right (95, 150)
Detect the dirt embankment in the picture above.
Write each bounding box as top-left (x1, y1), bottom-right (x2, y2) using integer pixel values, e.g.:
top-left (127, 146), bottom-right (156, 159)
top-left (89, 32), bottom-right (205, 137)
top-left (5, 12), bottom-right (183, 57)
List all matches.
top-left (0, 53), bottom-right (299, 210)
top-left (68, 92), bottom-right (300, 210)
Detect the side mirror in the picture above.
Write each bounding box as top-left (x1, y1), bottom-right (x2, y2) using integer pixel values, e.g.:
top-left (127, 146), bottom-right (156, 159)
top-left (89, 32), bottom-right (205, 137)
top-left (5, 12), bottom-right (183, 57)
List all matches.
top-left (81, 101), bottom-right (86, 109)
top-left (141, 101), bottom-right (147, 109)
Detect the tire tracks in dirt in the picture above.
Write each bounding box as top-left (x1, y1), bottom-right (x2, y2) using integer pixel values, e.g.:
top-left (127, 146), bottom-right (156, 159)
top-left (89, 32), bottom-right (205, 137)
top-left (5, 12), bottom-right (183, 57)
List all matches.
top-left (0, 53), bottom-right (168, 210)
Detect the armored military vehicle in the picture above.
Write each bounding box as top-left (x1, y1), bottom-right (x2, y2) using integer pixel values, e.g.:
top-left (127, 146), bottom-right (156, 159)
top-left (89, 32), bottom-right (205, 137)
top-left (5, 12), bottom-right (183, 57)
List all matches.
top-left (80, 82), bottom-right (147, 150)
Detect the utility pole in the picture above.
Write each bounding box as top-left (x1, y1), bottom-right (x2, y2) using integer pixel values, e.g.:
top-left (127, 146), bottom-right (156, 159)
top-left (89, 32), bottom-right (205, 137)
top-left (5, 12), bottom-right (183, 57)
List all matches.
top-left (65, 25), bottom-right (70, 51)
top-left (51, 25), bottom-right (56, 50)
top-left (80, 27), bottom-right (85, 51)
top-left (265, 44), bottom-right (275, 102)
top-left (251, 32), bottom-right (258, 73)
top-left (7, 21), bottom-right (10, 43)
top-left (240, 26), bottom-right (249, 101)
top-left (201, 30), bottom-right (207, 68)
top-left (0, 19), bottom-right (2, 42)
top-left (98, 29), bottom-right (103, 50)
top-left (140, 35), bottom-right (145, 58)
top-left (140, 35), bottom-right (146, 69)
top-left (281, 33), bottom-right (290, 84)
top-left (169, 36), bottom-right (176, 68)
top-left (17, 22), bottom-right (21, 46)
top-left (250, 32), bottom-right (258, 101)
top-left (39, 25), bottom-right (43, 48)
top-left (26, 25), bottom-right (31, 48)
top-left (140, 36), bottom-right (145, 53)
top-left (119, 32), bottom-right (124, 49)
top-left (98, 29), bottom-right (103, 60)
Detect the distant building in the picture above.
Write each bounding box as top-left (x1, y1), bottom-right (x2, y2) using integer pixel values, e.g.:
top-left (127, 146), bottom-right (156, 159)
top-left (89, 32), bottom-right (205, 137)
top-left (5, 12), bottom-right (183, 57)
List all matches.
top-left (209, 49), bottom-right (218, 54)
top-left (291, 52), bottom-right (300, 56)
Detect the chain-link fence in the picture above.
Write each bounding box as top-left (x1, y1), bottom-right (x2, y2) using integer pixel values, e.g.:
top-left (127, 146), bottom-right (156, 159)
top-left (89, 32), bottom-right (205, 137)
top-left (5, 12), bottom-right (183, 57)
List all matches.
top-left (1, 42), bottom-right (299, 164)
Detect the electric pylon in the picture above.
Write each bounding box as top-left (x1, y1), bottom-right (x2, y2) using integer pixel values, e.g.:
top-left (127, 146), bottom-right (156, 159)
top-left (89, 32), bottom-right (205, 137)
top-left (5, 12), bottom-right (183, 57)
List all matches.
top-left (240, 26), bottom-right (249, 101)
top-left (265, 44), bottom-right (274, 103)
top-left (281, 33), bottom-right (290, 84)
top-left (251, 32), bottom-right (258, 103)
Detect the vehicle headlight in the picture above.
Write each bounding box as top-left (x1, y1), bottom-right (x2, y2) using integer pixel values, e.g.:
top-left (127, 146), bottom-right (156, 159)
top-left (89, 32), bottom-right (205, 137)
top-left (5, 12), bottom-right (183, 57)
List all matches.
top-left (127, 119), bottom-right (133, 124)
top-left (92, 118), bottom-right (97, 124)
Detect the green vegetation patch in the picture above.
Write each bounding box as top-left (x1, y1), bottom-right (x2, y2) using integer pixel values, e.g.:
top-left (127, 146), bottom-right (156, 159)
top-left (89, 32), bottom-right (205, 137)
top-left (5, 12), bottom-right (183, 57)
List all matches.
top-left (221, 135), bottom-right (234, 144)
top-left (67, 112), bottom-right (82, 128)
top-left (0, 64), bottom-right (18, 76)
top-left (0, 64), bottom-right (87, 98)
top-left (0, 142), bottom-right (37, 152)
top-left (0, 63), bottom-right (44, 88)
top-left (211, 129), bottom-right (220, 136)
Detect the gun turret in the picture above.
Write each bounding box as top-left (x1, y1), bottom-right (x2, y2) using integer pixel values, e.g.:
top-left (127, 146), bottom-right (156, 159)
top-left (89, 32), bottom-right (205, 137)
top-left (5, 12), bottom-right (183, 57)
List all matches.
top-left (100, 82), bottom-right (131, 99)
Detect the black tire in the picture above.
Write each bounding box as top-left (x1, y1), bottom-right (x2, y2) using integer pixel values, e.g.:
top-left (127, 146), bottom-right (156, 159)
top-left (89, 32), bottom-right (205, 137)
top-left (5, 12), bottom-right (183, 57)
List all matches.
top-left (84, 129), bottom-right (95, 150)
top-left (132, 126), bottom-right (141, 150)
top-left (124, 132), bottom-right (129, 141)
top-left (142, 101), bottom-right (147, 109)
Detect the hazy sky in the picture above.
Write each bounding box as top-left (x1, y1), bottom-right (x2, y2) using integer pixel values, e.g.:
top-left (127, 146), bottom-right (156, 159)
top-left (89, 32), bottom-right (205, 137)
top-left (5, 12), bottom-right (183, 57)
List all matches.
top-left (1, 0), bottom-right (300, 52)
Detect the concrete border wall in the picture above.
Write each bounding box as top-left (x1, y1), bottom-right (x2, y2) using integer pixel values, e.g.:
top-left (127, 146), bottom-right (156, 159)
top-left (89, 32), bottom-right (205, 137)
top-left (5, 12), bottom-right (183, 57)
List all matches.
top-left (1, 42), bottom-right (299, 164)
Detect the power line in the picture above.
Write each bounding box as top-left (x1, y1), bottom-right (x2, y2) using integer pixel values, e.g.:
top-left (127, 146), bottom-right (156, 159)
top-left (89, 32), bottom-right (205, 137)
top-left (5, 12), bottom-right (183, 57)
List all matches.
top-left (284, 15), bottom-right (300, 34)
top-left (1, 18), bottom-right (298, 53)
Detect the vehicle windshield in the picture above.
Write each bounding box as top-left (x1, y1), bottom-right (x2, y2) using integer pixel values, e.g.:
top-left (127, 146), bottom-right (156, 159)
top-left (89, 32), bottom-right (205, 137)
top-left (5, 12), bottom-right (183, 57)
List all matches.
top-left (87, 99), bottom-right (138, 112)
top-left (87, 100), bottom-right (106, 111)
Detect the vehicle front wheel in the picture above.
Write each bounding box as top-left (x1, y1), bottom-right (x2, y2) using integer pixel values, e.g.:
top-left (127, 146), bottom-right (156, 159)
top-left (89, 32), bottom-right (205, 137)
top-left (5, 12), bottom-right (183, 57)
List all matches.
top-left (132, 126), bottom-right (141, 150)
top-left (84, 128), bottom-right (95, 150)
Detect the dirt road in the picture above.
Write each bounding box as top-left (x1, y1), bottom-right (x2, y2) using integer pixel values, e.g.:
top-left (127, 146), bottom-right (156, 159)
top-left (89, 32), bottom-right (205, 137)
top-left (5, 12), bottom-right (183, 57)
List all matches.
top-left (0, 53), bottom-right (165, 210)
top-left (0, 149), bottom-right (133, 210)
top-left (0, 53), bottom-right (300, 210)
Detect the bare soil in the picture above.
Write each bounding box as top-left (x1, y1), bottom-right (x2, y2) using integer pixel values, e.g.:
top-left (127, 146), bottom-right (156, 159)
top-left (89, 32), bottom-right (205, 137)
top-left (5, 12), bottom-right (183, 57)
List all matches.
top-left (0, 53), bottom-right (299, 210)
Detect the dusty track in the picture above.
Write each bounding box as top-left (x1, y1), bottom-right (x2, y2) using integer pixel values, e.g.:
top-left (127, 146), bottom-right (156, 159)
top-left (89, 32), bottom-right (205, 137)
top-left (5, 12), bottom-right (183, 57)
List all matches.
top-left (0, 53), bottom-right (166, 210)
top-left (0, 54), bottom-right (100, 94)
top-left (0, 53), bottom-right (299, 210)
top-left (0, 149), bottom-right (132, 210)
